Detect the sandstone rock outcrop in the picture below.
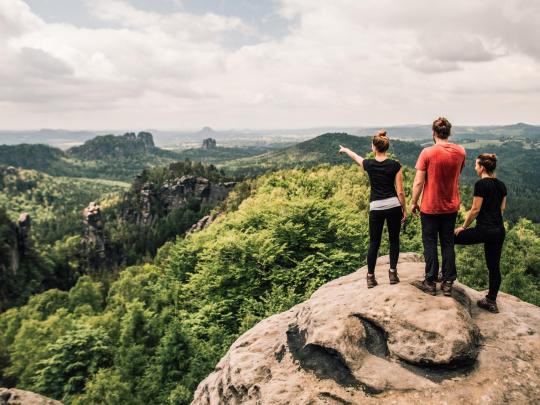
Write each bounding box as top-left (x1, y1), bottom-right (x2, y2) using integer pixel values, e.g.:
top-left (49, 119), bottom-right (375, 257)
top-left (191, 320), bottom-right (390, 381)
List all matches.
top-left (127, 176), bottom-right (235, 226)
top-left (0, 388), bottom-right (62, 405)
top-left (188, 212), bottom-right (221, 234)
top-left (202, 138), bottom-right (217, 149)
top-left (16, 213), bottom-right (31, 256)
top-left (193, 253), bottom-right (540, 404)
top-left (83, 202), bottom-right (105, 257)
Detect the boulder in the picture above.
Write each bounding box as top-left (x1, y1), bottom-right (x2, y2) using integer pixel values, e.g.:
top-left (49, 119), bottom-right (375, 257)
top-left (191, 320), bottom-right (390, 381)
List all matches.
top-left (193, 253), bottom-right (540, 404)
top-left (0, 388), bottom-right (62, 405)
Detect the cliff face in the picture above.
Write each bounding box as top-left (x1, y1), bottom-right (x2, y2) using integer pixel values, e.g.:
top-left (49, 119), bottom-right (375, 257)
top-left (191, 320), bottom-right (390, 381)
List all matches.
top-left (193, 253), bottom-right (540, 404)
top-left (124, 175), bottom-right (235, 226)
top-left (0, 212), bottom-right (31, 277)
top-left (0, 211), bottom-right (34, 311)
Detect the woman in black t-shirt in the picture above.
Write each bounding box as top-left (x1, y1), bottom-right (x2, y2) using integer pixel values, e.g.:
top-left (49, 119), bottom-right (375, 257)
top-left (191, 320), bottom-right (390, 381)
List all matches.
top-left (454, 153), bottom-right (507, 313)
top-left (339, 131), bottom-right (407, 288)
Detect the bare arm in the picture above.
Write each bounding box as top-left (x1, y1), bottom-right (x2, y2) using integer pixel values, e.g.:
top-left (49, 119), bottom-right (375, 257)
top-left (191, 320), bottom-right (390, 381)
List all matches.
top-left (501, 196), bottom-right (507, 213)
top-left (338, 145), bottom-right (364, 167)
top-left (410, 170), bottom-right (426, 213)
top-left (455, 197), bottom-right (483, 234)
top-left (395, 169), bottom-right (407, 223)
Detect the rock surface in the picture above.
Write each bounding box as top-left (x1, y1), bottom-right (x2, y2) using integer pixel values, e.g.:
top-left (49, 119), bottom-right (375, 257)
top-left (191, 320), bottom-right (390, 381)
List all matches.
top-left (0, 388), bottom-right (62, 405)
top-left (82, 201), bottom-right (106, 257)
top-left (126, 175), bottom-right (235, 226)
top-left (193, 253), bottom-right (540, 404)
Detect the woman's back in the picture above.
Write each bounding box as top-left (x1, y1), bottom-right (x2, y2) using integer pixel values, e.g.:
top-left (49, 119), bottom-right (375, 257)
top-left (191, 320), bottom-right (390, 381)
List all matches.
top-left (362, 158), bottom-right (401, 202)
top-left (474, 178), bottom-right (506, 229)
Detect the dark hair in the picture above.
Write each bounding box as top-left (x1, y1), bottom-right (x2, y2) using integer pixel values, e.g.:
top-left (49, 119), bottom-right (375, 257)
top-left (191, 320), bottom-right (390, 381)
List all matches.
top-left (372, 130), bottom-right (389, 152)
top-left (477, 153), bottom-right (497, 174)
top-left (432, 117), bottom-right (452, 139)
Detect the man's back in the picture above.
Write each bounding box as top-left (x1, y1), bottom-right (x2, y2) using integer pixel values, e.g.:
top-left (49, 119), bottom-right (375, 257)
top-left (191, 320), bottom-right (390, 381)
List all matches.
top-left (415, 143), bottom-right (465, 214)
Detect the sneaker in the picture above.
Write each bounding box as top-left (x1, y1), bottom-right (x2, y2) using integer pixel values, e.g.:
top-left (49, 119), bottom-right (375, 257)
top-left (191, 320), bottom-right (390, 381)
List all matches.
top-left (441, 281), bottom-right (453, 297)
top-left (411, 279), bottom-right (436, 296)
top-left (477, 297), bottom-right (499, 313)
top-left (389, 269), bottom-right (400, 284)
top-left (367, 274), bottom-right (378, 288)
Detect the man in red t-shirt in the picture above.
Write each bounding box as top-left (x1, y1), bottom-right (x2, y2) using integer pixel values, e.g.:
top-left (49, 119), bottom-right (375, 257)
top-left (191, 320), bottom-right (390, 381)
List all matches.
top-left (410, 117), bottom-right (466, 296)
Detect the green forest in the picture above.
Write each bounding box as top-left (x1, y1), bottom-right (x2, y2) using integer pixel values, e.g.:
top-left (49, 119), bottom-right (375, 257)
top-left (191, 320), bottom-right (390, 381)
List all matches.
top-left (1, 162), bottom-right (539, 404)
top-left (1, 131), bottom-right (540, 404)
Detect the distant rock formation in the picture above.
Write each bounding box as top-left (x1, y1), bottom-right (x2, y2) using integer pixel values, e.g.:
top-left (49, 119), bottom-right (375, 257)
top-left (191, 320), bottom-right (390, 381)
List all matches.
top-left (126, 176), bottom-right (235, 226)
top-left (188, 212), bottom-right (221, 234)
top-left (0, 212), bottom-right (32, 276)
top-left (67, 132), bottom-right (156, 160)
top-left (193, 253), bottom-right (540, 404)
top-left (202, 138), bottom-right (217, 149)
top-left (0, 388), bottom-right (62, 405)
top-left (2, 166), bottom-right (17, 175)
top-left (16, 213), bottom-right (31, 257)
top-left (83, 202), bottom-right (106, 258)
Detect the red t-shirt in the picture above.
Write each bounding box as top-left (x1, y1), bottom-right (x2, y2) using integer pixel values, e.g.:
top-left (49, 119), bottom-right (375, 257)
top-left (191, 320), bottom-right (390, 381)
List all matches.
top-left (415, 143), bottom-right (466, 214)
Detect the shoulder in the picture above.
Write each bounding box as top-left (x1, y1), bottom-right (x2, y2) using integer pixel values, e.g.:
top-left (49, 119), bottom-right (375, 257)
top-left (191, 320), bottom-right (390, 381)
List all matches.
top-left (362, 159), bottom-right (373, 169)
top-left (496, 178), bottom-right (507, 192)
top-left (474, 179), bottom-right (487, 194)
top-left (417, 146), bottom-right (433, 160)
top-left (421, 145), bottom-right (434, 154)
top-left (476, 178), bottom-right (488, 186)
top-left (390, 159), bottom-right (402, 169)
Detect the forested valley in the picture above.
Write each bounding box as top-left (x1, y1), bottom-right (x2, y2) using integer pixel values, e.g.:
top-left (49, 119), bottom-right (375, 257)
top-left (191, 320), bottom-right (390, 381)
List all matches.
top-left (1, 131), bottom-right (539, 404)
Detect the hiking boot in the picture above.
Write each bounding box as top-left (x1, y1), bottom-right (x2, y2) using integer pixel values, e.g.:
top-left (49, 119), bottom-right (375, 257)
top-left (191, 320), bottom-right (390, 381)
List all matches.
top-left (411, 279), bottom-right (436, 296)
top-left (441, 281), bottom-right (453, 297)
top-left (477, 297), bottom-right (499, 313)
top-left (389, 269), bottom-right (400, 284)
top-left (367, 274), bottom-right (378, 288)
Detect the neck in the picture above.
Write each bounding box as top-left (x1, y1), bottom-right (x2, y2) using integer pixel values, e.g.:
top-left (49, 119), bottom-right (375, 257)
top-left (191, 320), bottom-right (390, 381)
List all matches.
top-left (481, 173), bottom-right (495, 178)
top-left (375, 152), bottom-right (387, 160)
top-left (434, 137), bottom-right (449, 144)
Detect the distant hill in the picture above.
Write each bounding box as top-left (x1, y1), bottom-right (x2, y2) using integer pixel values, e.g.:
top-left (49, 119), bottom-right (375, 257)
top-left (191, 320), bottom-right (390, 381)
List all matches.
top-left (0, 133), bottom-right (181, 181)
top-left (0, 144), bottom-right (79, 176)
top-left (222, 133), bottom-right (423, 175)
top-left (67, 132), bottom-right (157, 160)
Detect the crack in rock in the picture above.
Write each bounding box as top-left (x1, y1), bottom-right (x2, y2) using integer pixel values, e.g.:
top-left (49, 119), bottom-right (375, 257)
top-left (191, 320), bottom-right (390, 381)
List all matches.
top-left (286, 324), bottom-right (381, 395)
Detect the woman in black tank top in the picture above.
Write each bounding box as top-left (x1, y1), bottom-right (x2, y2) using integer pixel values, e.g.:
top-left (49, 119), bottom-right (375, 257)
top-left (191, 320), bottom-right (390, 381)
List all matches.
top-left (339, 131), bottom-right (407, 289)
top-left (454, 153), bottom-right (507, 313)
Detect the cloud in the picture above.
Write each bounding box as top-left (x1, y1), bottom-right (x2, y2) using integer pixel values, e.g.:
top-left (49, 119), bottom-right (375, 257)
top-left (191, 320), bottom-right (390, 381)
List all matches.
top-left (0, 0), bottom-right (539, 129)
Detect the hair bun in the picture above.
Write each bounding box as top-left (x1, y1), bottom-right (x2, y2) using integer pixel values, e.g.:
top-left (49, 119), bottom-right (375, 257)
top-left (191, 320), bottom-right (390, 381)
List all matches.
top-left (377, 130), bottom-right (387, 137)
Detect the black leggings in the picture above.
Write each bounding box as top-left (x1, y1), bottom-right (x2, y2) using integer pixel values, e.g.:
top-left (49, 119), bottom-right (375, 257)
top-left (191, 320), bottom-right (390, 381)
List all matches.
top-left (367, 206), bottom-right (402, 274)
top-left (454, 227), bottom-right (505, 300)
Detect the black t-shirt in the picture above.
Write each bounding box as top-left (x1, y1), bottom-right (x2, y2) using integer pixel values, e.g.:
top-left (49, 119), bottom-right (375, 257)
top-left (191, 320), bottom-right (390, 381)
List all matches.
top-left (362, 159), bottom-right (401, 202)
top-left (474, 178), bottom-right (507, 229)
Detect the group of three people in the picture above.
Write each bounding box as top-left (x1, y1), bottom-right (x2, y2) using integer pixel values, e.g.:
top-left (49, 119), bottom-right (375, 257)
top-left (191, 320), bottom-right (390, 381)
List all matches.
top-left (339, 117), bottom-right (507, 313)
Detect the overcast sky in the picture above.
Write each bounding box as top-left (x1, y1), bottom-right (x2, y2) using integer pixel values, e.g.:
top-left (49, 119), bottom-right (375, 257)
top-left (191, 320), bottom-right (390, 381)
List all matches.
top-left (1, 0), bottom-right (539, 130)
